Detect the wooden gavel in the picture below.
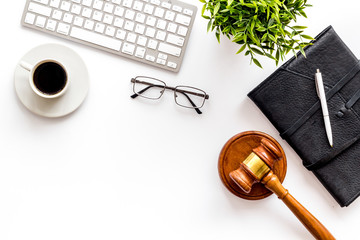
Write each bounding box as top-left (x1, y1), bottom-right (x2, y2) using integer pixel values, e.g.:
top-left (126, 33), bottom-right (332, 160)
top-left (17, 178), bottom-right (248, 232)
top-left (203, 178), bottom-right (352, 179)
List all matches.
top-left (219, 132), bottom-right (335, 240)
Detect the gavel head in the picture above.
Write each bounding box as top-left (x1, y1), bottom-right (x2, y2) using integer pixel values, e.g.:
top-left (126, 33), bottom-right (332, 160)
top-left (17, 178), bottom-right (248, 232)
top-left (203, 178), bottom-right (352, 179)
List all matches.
top-left (229, 138), bottom-right (283, 193)
top-left (218, 131), bottom-right (287, 200)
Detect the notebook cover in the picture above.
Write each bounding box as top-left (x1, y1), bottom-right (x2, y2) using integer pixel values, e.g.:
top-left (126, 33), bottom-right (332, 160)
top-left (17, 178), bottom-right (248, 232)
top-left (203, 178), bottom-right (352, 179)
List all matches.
top-left (248, 26), bottom-right (360, 207)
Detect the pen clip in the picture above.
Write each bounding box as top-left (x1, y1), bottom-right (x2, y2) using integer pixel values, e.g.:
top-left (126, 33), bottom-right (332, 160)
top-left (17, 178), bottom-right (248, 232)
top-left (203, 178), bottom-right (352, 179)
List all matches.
top-left (315, 74), bottom-right (320, 97)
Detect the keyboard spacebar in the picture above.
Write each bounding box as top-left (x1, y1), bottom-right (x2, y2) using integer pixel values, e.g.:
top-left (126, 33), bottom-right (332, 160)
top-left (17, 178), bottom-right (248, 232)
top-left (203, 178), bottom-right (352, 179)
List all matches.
top-left (70, 27), bottom-right (122, 51)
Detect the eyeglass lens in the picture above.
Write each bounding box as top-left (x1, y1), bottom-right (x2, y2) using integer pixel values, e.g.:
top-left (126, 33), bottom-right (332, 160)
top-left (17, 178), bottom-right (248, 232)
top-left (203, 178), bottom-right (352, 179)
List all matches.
top-left (174, 86), bottom-right (206, 109)
top-left (133, 77), bottom-right (165, 99)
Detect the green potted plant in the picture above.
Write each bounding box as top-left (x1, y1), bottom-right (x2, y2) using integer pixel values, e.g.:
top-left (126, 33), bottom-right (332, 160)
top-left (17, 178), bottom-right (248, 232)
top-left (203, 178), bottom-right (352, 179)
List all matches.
top-left (201, 0), bottom-right (313, 68)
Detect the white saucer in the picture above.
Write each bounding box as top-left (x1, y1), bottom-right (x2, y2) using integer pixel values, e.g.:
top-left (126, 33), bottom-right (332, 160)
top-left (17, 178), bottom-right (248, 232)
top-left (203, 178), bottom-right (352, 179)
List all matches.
top-left (14, 43), bottom-right (89, 118)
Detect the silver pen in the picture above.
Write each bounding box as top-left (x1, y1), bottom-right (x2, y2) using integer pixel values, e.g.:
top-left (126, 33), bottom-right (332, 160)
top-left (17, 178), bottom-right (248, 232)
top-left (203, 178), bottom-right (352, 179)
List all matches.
top-left (315, 69), bottom-right (333, 147)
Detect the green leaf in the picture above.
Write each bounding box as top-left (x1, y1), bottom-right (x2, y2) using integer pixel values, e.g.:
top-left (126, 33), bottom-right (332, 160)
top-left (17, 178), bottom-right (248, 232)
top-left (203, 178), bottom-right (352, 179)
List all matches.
top-left (301, 34), bottom-right (315, 40)
top-left (252, 58), bottom-right (263, 68)
top-left (214, 2), bottom-right (221, 15)
top-left (250, 47), bottom-right (264, 55)
top-left (201, 4), bottom-right (207, 17)
top-left (215, 28), bottom-right (221, 43)
top-left (298, 9), bottom-right (307, 18)
top-left (292, 26), bottom-right (307, 30)
top-left (199, 0), bottom-right (207, 3)
top-left (299, 45), bottom-right (306, 57)
top-left (264, 53), bottom-right (274, 60)
top-left (227, 0), bottom-right (234, 6)
top-left (236, 44), bottom-right (247, 54)
top-left (207, 20), bottom-right (212, 32)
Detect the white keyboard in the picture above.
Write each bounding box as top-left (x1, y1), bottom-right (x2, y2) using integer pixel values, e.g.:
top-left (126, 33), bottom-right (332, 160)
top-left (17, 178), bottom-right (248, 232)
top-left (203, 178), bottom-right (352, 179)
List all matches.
top-left (21, 0), bottom-right (197, 72)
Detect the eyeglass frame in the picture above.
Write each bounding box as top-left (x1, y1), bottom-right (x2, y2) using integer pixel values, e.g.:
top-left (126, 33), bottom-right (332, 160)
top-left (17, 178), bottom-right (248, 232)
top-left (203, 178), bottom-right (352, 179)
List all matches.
top-left (130, 76), bottom-right (209, 114)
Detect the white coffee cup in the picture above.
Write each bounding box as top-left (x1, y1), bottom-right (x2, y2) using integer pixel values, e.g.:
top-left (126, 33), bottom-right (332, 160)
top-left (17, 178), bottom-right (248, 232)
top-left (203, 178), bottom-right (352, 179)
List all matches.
top-left (20, 59), bottom-right (69, 99)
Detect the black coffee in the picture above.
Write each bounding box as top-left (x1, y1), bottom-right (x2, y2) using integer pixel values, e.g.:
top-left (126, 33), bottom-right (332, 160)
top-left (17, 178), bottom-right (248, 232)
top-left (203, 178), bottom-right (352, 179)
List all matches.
top-left (33, 62), bottom-right (67, 95)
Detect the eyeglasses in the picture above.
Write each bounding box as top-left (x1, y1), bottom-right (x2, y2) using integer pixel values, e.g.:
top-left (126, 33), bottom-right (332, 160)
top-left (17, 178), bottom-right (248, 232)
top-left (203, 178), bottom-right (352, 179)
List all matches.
top-left (130, 76), bottom-right (209, 114)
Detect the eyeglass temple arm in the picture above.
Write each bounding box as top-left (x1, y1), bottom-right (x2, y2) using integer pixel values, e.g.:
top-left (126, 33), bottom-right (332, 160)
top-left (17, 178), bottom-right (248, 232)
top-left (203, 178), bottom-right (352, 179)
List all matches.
top-left (130, 82), bottom-right (166, 99)
top-left (130, 85), bottom-right (153, 98)
top-left (177, 91), bottom-right (202, 114)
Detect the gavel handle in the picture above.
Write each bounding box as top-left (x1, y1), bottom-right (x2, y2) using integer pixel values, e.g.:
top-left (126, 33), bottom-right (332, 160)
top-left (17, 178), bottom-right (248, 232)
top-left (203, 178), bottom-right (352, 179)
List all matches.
top-left (262, 171), bottom-right (335, 240)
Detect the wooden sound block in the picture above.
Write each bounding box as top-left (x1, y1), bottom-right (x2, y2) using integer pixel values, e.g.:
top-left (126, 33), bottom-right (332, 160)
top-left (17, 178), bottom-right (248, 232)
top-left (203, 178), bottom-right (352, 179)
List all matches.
top-left (218, 131), bottom-right (287, 200)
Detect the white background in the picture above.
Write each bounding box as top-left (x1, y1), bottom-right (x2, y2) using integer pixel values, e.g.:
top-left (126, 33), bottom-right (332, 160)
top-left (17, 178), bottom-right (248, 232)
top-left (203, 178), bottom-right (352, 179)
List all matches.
top-left (1, 0), bottom-right (359, 239)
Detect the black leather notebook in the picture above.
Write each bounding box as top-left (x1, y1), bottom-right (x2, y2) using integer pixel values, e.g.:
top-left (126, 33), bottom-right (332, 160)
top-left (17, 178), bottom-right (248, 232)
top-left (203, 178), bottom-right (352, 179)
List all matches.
top-left (248, 26), bottom-right (360, 207)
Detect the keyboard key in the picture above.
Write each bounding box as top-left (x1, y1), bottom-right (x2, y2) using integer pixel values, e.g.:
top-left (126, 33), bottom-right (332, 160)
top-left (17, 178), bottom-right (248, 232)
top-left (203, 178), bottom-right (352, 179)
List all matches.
top-left (35, 16), bottom-right (46, 27)
top-left (172, 5), bottom-right (182, 12)
top-left (145, 27), bottom-right (155, 37)
top-left (145, 16), bottom-right (156, 26)
top-left (150, 0), bottom-right (160, 6)
top-left (95, 22), bottom-right (105, 33)
top-left (167, 22), bottom-right (177, 33)
top-left (122, 0), bottom-right (133, 8)
top-left (137, 36), bottom-right (147, 46)
top-left (46, 19), bottom-right (57, 31)
top-left (122, 42), bottom-right (135, 55)
top-left (147, 39), bottom-right (158, 49)
top-left (74, 16), bottom-right (84, 26)
top-left (84, 19), bottom-right (95, 30)
top-left (158, 53), bottom-right (167, 60)
top-left (145, 54), bottom-right (155, 62)
top-left (104, 3), bottom-right (114, 13)
top-left (125, 9), bottom-right (135, 20)
top-left (82, 0), bottom-right (92, 7)
top-left (127, 32), bottom-right (137, 43)
top-left (114, 6), bottom-right (124, 16)
top-left (24, 13), bottom-right (36, 24)
top-left (166, 33), bottom-right (184, 46)
top-left (161, 2), bottom-right (171, 9)
top-left (71, 26), bottom-right (122, 50)
top-left (175, 14), bottom-right (190, 26)
top-left (63, 13), bottom-right (74, 23)
top-left (135, 24), bottom-right (145, 34)
top-left (133, 1), bottom-right (143, 11)
top-left (93, 0), bottom-right (104, 10)
top-left (93, 11), bottom-right (103, 21)
top-left (135, 12), bottom-right (145, 23)
top-left (103, 14), bottom-right (114, 24)
top-left (177, 26), bottom-right (188, 36)
top-left (164, 10), bottom-right (175, 21)
top-left (114, 17), bottom-right (124, 27)
top-left (154, 7), bottom-right (164, 18)
top-left (116, 29), bottom-right (126, 39)
top-left (155, 30), bottom-right (166, 41)
top-left (156, 19), bottom-right (166, 30)
top-left (183, 8), bottom-right (193, 16)
top-left (143, 4), bottom-right (153, 14)
top-left (158, 42), bottom-right (181, 57)
top-left (60, 1), bottom-right (71, 11)
top-left (71, 4), bottom-right (82, 14)
top-left (28, 2), bottom-right (52, 17)
top-left (50, 0), bottom-right (61, 8)
top-left (124, 21), bottom-right (135, 31)
top-left (167, 61), bottom-right (177, 69)
top-left (105, 26), bottom-right (116, 36)
top-left (82, 8), bottom-right (92, 18)
top-left (57, 22), bottom-right (70, 34)
top-left (135, 47), bottom-right (146, 58)
top-left (156, 58), bottom-right (166, 65)
top-left (52, 10), bottom-right (63, 20)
